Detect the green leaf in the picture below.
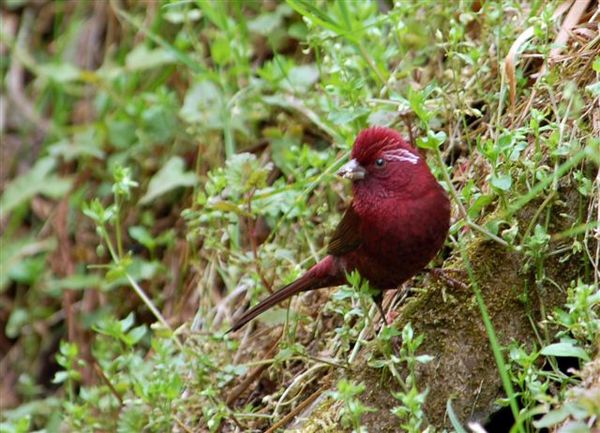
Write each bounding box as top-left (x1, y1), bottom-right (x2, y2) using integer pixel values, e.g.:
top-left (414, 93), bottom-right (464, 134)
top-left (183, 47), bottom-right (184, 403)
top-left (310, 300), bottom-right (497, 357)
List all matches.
top-left (416, 130), bottom-right (447, 150)
top-left (107, 118), bottom-right (137, 149)
top-left (540, 342), bottom-right (590, 361)
top-left (532, 406), bottom-right (570, 428)
top-left (585, 81), bottom-right (600, 97)
top-left (408, 87), bottom-right (431, 125)
top-left (490, 173), bottom-right (512, 191)
top-left (120, 313), bottom-right (135, 333)
top-left (1, 157), bottom-right (72, 217)
top-left (128, 226), bottom-right (156, 250)
top-left (49, 138), bottom-right (105, 162)
top-left (125, 45), bottom-right (177, 71)
top-left (380, 325), bottom-right (401, 340)
top-left (210, 36), bottom-right (232, 66)
top-left (282, 64), bottom-right (319, 92)
top-left (105, 263), bottom-right (127, 282)
top-left (49, 127), bottom-right (105, 161)
top-left (557, 421), bottom-right (592, 433)
top-left (51, 371), bottom-right (70, 385)
top-left (180, 80), bottom-right (223, 126)
top-left (8, 255), bottom-right (45, 285)
top-left (142, 103), bottom-right (177, 144)
top-left (139, 157), bottom-right (198, 204)
top-left (0, 237), bottom-right (57, 292)
top-left (248, 12), bottom-right (284, 36)
top-left (45, 274), bottom-right (103, 295)
top-left (38, 63), bottom-right (81, 83)
top-left (126, 325), bottom-right (147, 346)
top-left (468, 194), bottom-right (495, 219)
top-left (6, 308), bottom-right (29, 338)
top-left (286, 0), bottom-right (350, 40)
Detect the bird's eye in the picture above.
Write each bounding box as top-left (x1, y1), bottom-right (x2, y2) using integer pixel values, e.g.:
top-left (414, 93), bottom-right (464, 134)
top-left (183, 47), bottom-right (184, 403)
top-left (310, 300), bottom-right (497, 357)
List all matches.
top-left (375, 158), bottom-right (385, 168)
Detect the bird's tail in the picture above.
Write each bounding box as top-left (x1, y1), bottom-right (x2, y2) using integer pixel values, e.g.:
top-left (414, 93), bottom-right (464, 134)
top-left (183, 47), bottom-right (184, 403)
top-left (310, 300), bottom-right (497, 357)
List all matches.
top-left (227, 271), bottom-right (328, 333)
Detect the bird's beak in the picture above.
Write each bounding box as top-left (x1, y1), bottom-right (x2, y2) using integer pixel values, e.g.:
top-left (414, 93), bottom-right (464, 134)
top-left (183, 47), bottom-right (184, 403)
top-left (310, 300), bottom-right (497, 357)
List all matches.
top-left (337, 159), bottom-right (366, 181)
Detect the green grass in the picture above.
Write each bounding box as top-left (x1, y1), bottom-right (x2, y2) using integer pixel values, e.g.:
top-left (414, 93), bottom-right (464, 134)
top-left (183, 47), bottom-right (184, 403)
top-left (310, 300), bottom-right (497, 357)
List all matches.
top-left (1, 1), bottom-right (598, 432)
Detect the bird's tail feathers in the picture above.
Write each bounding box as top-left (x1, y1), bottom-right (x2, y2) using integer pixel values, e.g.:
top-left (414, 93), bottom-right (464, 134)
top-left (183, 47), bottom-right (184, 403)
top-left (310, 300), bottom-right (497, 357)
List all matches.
top-left (227, 272), bottom-right (325, 333)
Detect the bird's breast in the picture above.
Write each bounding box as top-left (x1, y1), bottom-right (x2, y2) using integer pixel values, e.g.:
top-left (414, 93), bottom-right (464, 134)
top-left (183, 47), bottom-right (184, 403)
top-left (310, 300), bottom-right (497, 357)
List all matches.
top-left (346, 190), bottom-right (450, 290)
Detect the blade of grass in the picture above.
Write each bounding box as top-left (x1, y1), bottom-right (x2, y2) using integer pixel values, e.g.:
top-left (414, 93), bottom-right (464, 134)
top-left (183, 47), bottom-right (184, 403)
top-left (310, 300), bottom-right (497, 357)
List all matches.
top-left (457, 239), bottom-right (525, 433)
top-left (286, 0), bottom-right (350, 38)
top-left (446, 399), bottom-right (468, 433)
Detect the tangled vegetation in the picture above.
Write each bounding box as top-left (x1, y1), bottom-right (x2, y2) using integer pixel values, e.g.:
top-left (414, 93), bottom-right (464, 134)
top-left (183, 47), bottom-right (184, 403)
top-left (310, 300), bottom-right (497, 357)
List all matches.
top-left (1, 1), bottom-right (598, 432)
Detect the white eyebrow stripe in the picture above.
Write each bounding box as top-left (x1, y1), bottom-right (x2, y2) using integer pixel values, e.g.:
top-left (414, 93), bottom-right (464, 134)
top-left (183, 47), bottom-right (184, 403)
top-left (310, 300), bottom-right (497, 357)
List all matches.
top-left (384, 149), bottom-right (420, 164)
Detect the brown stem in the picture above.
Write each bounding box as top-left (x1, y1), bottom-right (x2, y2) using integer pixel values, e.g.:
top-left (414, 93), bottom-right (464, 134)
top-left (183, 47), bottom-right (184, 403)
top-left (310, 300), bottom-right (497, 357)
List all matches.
top-left (226, 333), bottom-right (282, 406)
top-left (93, 361), bottom-right (123, 405)
top-left (264, 387), bottom-right (325, 433)
top-left (247, 187), bottom-right (273, 293)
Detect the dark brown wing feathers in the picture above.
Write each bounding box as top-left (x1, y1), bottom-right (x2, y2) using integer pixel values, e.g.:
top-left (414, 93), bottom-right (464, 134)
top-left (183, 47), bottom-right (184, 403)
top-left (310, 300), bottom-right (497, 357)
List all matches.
top-left (326, 204), bottom-right (362, 256)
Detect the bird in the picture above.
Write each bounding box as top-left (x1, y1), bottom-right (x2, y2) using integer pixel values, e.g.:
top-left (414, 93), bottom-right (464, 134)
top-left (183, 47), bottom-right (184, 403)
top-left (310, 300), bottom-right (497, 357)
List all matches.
top-left (228, 126), bottom-right (450, 332)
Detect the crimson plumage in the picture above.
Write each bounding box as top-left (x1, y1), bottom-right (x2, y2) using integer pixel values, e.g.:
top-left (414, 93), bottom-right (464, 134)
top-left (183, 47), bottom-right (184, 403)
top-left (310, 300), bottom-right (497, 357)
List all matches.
top-left (229, 127), bottom-right (450, 332)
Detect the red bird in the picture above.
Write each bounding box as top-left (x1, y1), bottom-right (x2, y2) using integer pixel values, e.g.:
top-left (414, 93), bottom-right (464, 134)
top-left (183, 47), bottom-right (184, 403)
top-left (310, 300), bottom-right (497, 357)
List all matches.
top-left (229, 127), bottom-right (450, 332)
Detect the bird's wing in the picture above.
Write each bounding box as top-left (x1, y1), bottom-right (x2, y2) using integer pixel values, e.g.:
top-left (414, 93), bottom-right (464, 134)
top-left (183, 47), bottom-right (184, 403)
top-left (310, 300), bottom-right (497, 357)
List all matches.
top-left (326, 204), bottom-right (362, 256)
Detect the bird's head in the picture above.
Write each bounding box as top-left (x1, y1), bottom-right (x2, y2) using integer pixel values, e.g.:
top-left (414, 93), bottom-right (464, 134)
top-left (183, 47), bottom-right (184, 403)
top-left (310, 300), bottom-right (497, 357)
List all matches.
top-left (338, 127), bottom-right (436, 199)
